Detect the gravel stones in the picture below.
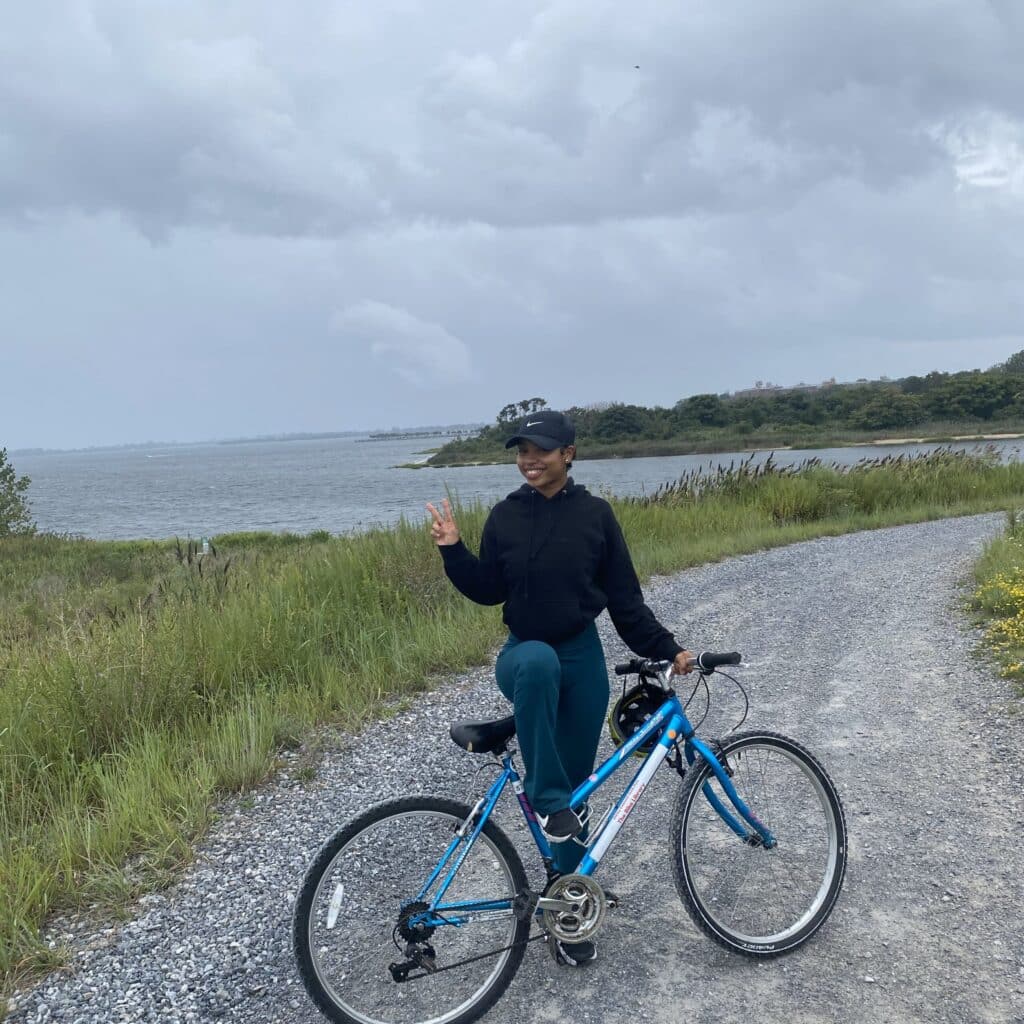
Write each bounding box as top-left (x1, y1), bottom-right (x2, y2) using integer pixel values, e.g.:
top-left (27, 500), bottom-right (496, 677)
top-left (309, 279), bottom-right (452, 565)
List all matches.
top-left (7, 514), bottom-right (1024, 1024)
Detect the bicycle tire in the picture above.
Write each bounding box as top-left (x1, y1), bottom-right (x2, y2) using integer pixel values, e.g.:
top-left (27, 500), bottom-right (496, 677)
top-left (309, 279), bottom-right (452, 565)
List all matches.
top-left (670, 730), bottom-right (847, 957)
top-left (293, 795), bottom-right (529, 1024)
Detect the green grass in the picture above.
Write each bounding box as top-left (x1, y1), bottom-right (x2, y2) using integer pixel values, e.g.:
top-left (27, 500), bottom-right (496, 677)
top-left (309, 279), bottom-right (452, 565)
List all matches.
top-left (3, 447), bottom-right (1024, 996)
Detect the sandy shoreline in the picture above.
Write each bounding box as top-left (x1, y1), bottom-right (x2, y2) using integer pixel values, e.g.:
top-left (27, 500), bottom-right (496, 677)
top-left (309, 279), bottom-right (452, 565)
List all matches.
top-left (868, 432), bottom-right (1024, 445)
top-left (420, 432), bottom-right (1024, 468)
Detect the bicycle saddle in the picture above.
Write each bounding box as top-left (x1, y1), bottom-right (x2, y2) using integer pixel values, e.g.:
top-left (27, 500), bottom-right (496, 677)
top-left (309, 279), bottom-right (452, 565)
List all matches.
top-left (449, 715), bottom-right (517, 754)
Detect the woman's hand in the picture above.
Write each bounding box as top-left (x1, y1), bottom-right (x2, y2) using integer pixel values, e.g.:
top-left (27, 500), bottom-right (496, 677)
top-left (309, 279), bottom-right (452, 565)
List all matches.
top-left (426, 498), bottom-right (461, 546)
top-left (671, 649), bottom-right (695, 675)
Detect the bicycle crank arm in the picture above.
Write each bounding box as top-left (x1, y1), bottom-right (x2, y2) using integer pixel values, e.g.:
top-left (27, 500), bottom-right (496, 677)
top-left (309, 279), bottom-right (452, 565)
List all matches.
top-left (535, 897), bottom-right (583, 914)
top-left (513, 889), bottom-right (583, 918)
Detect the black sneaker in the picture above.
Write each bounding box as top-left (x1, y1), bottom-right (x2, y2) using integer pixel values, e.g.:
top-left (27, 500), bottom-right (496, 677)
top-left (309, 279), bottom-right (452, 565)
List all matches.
top-left (548, 936), bottom-right (598, 967)
top-left (537, 807), bottom-right (585, 843)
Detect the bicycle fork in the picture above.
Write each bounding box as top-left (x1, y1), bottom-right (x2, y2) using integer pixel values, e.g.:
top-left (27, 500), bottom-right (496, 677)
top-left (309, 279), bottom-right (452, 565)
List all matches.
top-left (685, 735), bottom-right (777, 848)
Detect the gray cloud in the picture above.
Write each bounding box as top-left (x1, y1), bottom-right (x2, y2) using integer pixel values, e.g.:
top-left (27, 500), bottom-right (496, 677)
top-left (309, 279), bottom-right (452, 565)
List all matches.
top-left (5, 1), bottom-right (1021, 237)
top-left (331, 300), bottom-right (474, 386)
top-left (2, 1), bottom-right (1024, 450)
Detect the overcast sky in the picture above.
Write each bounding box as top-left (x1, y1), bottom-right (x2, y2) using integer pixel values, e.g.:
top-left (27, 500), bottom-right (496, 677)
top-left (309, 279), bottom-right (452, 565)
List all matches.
top-left (3, 1), bottom-right (1023, 450)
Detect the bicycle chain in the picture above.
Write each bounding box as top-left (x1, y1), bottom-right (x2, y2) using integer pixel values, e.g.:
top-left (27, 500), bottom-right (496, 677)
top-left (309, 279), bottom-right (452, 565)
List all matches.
top-left (390, 886), bottom-right (548, 982)
top-left (389, 932), bottom-right (546, 983)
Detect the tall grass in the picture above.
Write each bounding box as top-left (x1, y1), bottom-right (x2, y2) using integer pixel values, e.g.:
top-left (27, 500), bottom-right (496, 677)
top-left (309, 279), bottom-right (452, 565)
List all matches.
top-left (618, 448), bottom-right (1024, 577)
top-left (2, 447), bottom-right (1024, 993)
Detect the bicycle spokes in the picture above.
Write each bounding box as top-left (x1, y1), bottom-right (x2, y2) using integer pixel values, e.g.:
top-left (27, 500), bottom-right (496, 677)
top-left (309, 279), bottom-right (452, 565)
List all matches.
top-left (673, 733), bottom-right (847, 955)
top-left (295, 798), bottom-right (529, 1024)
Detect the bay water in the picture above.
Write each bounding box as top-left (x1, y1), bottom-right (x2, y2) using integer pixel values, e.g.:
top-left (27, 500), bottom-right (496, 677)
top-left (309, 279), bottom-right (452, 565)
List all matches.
top-left (11, 436), bottom-right (1023, 541)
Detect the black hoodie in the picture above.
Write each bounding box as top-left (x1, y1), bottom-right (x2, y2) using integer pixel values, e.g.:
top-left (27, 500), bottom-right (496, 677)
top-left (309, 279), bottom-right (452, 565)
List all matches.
top-left (439, 479), bottom-right (684, 662)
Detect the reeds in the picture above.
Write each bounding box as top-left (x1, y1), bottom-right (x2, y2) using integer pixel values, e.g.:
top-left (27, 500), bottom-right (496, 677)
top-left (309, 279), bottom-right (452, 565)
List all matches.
top-left (628, 446), bottom-right (1003, 510)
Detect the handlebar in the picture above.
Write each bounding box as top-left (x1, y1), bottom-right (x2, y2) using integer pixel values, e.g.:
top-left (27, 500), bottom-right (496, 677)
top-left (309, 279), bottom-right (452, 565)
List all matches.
top-left (695, 651), bottom-right (742, 672)
top-left (614, 652), bottom-right (742, 677)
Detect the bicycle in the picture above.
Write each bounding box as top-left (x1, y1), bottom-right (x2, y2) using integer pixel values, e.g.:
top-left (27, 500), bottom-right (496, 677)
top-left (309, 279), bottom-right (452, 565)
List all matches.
top-left (293, 652), bottom-right (848, 1024)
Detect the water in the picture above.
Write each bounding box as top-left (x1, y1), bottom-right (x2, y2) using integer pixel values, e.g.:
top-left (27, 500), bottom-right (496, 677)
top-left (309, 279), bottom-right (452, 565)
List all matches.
top-left (11, 435), bottom-right (1024, 541)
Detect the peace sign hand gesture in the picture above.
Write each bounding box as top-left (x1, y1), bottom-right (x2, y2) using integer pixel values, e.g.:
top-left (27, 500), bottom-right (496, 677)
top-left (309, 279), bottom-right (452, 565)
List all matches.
top-left (426, 498), bottom-right (461, 546)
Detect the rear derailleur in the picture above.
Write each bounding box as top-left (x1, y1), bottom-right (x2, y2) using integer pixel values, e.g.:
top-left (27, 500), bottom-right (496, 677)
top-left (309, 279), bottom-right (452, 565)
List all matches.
top-left (389, 901), bottom-right (438, 982)
top-left (389, 943), bottom-right (437, 982)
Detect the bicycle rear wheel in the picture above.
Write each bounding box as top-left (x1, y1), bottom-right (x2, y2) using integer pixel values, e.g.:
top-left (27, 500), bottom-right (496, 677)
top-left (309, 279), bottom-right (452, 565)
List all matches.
top-left (293, 796), bottom-right (529, 1024)
top-left (671, 731), bottom-right (847, 957)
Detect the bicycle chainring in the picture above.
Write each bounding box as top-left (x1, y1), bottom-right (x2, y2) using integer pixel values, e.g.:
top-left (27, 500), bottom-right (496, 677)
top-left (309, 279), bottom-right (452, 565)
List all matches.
top-left (542, 873), bottom-right (607, 943)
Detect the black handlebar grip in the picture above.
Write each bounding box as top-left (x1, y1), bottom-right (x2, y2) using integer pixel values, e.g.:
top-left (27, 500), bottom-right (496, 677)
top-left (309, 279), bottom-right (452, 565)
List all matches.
top-left (696, 651), bottom-right (742, 671)
top-left (615, 658), bottom-right (654, 675)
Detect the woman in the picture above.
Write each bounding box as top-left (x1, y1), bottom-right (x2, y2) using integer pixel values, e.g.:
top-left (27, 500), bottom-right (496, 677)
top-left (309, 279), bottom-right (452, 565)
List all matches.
top-left (427, 409), bottom-right (692, 966)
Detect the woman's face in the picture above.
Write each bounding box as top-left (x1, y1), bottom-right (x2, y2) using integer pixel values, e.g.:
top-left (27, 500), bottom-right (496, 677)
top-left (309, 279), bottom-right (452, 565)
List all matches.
top-left (516, 440), bottom-right (574, 497)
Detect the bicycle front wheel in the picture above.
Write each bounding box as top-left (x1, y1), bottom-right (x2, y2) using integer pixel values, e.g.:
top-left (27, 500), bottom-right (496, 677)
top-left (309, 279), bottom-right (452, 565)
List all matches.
top-left (671, 731), bottom-right (847, 957)
top-left (293, 796), bottom-right (529, 1024)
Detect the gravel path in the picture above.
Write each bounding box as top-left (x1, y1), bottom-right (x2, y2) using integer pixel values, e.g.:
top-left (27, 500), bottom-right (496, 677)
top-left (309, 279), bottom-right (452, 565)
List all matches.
top-left (8, 514), bottom-right (1024, 1024)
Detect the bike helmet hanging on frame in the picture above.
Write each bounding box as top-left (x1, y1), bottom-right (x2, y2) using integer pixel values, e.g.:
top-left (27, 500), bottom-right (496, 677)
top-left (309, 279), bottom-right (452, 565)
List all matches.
top-left (607, 679), bottom-right (665, 757)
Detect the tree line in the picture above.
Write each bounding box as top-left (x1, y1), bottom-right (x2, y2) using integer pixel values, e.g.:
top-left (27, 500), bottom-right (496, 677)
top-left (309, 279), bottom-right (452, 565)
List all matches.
top-left (430, 352), bottom-right (1024, 463)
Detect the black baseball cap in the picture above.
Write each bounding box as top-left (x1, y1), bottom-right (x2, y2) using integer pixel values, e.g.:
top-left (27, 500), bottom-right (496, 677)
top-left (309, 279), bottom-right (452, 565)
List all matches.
top-left (504, 409), bottom-right (576, 450)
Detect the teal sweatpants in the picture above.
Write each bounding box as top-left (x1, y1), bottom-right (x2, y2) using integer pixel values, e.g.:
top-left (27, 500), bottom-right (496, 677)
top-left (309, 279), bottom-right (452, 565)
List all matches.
top-left (495, 621), bottom-right (609, 875)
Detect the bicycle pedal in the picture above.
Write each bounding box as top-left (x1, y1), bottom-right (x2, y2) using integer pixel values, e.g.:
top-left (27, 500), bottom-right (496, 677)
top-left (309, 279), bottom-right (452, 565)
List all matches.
top-left (603, 889), bottom-right (620, 910)
top-left (546, 933), bottom-right (598, 967)
top-left (545, 932), bottom-right (574, 967)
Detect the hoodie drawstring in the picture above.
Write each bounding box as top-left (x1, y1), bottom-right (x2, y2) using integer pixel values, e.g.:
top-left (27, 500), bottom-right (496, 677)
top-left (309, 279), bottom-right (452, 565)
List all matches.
top-left (525, 491), bottom-right (536, 600)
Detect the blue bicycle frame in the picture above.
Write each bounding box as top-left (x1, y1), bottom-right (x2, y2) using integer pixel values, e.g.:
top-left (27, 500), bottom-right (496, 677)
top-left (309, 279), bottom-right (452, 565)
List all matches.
top-left (408, 685), bottom-right (777, 929)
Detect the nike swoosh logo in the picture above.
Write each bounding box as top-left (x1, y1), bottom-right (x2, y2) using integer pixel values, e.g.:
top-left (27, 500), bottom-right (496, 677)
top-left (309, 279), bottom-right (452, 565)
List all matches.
top-left (526, 421), bottom-right (544, 427)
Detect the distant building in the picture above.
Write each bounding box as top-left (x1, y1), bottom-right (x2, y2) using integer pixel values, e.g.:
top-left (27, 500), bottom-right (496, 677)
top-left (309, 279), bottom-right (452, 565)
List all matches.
top-left (732, 377), bottom-right (837, 399)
